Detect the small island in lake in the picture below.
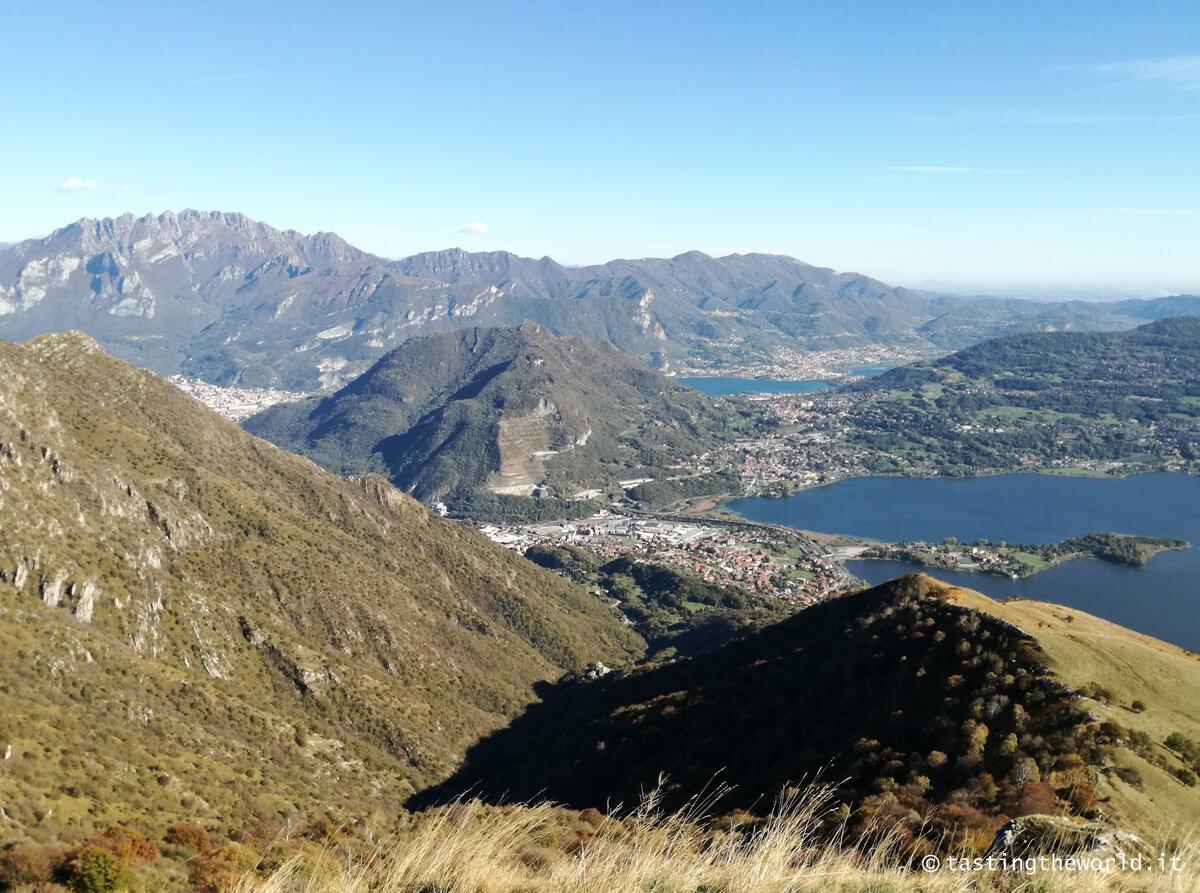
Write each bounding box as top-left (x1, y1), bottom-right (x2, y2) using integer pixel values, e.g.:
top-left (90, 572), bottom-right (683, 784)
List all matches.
top-left (858, 532), bottom-right (1190, 579)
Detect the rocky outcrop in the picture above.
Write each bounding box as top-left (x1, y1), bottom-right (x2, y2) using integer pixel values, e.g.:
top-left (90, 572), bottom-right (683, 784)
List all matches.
top-left (986, 815), bottom-right (1153, 861)
top-left (40, 570), bottom-right (69, 608)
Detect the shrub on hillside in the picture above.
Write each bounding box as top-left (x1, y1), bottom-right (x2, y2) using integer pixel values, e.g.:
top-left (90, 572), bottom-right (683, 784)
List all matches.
top-left (1165, 732), bottom-right (1200, 767)
top-left (62, 847), bottom-right (133, 893)
top-left (1171, 767), bottom-right (1198, 787)
top-left (163, 823), bottom-right (213, 855)
top-left (1113, 765), bottom-right (1144, 788)
top-left (1002, 782), bottom-right (1059, 817)
top-left (191, 843), bottom-right (260, 892)
top-left (84, 827), bottom-right (158, 864)
top-left (0, 845), bottom-right (71, 887)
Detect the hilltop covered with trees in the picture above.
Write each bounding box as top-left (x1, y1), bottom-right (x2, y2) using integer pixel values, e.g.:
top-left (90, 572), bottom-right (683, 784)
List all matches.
top-left (830, 317), bottom-right (1200, 477)
top-left (425, 575), bottom-right (1135, 853)
top-left (247, 324), bottom-right (751, 518)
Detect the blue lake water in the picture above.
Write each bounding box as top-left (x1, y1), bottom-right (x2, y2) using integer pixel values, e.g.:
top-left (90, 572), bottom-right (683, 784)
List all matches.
top-left (728, 473), bottom-right (1200, 651)
top-left (681, 366), bottom-right (888, 396)
top-left (680, 377), bottom-right (831, 396)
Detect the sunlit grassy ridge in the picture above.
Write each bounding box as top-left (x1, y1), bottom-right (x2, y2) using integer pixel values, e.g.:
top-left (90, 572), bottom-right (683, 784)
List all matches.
top-left (0, 332), bottom-right (641, 845)
top-left (945, 584), bottom-right (1200, 833)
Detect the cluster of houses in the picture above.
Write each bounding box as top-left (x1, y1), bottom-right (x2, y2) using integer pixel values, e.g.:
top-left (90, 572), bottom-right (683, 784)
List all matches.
top-left (169, 376), bottom-right (307, 421)
top-left (481, 512), bottom-right (849, 605)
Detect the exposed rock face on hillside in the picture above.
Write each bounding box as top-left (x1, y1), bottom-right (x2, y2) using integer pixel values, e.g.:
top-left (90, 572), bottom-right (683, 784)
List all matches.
top-left (245, 323), bottom-right (744, 506)
top-left (4, 211), bottom-right (1197, 389)
top-left (986, 816), bottom-right (1151, 861)
top-left (0, 332), bottom-right (641, 841)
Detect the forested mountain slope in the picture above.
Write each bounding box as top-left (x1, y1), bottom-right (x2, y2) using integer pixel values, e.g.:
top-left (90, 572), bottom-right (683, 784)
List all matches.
top-left (246, 323), bottom-right (746, 512)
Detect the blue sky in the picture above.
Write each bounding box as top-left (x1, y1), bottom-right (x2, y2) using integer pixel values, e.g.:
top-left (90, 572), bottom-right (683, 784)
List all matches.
top-left (2, 0), bottom-right (1198, 293)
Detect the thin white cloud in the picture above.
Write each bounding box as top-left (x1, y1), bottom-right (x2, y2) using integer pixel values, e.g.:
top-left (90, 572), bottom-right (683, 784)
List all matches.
top-left (55, 178), bottom-right (155, 195)
top-left (458, 221), bottom-right (489, 235)
top-left (55, 176), bottom-right (97, 192)
top-left (882, 165), bottom-right (1028, 174)
top-left (1075, 55), bottom-right (1200, 91)
top-left (912, 108), bottom-right (1200, 126)
top-left (184, 70), bottom-right (263, 87)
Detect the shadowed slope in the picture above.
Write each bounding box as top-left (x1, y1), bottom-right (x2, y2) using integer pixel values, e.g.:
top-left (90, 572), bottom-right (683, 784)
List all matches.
top-left (426, 573), bottom-right (1200, 841)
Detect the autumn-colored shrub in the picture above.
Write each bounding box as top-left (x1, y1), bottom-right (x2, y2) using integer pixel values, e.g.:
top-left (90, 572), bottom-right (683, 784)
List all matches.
top-left (232, 819), bottom-right (283, 845)
top-left (1003, 781), bottom-right (1059, 817)
top-left (163, 822), bottom-right (213, 855)
top-left (85, 826), bottom-right (158, 865)
top-left (578, 807), bottom-right (605, 828)
top-left (191, 843), bottom-right (260, 893)
top-left (929, 801), bottom-right (1003, 855)
top-left (0, 844), bottom-right (70, 886)
top-left (1065, 782), bottom-right (1099, 816)
top-left (303, 816), bottom-right (338, 842)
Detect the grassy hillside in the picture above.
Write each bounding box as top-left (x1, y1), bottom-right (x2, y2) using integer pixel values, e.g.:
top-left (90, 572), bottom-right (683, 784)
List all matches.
top-left (945, 585), bottom-right (1200, 834)
top-left (425, 575), bottom-right (1140, 849)
top-left (245, 324), bottom-right (749, 516)
top-left (6, 786), bottom-right (1194, 893)
top-left (0, 332), bottom-right (642, 846)
top-left (225, 799), bottom-right (1196, 893)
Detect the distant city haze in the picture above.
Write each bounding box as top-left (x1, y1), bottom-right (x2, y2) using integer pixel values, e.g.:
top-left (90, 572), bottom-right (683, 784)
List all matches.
top-left (2, 2), bottom-right (1198, 294)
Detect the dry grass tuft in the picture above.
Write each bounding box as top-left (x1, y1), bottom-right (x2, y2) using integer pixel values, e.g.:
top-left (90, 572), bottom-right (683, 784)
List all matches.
top-left (231, 788), bottom-right (1198, 893)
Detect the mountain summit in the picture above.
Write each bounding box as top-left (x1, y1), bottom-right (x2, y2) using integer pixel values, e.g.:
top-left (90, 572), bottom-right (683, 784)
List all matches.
top-left (245, 323), bottom-right (743, 510)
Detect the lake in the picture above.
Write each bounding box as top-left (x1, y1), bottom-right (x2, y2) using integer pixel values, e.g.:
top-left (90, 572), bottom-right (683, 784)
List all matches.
top-left (680, 377), bottom-right (831, 396)
top-left (727, 473), bottom-right (1200, 651)
top-left (680, 366), bottom-right (888, 396)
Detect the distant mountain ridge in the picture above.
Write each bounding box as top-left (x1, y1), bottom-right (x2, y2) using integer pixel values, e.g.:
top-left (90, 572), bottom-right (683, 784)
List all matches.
top-left (3, 210), bottom-right (1198, 389)
top-left (245, 323), bottom-right (744, 508)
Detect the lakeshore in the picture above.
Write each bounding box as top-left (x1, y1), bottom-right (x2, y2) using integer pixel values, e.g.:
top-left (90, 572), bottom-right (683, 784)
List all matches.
top-left (851, 533), bottom-right (1190, 579)
top-left (727, 471), bottom-right (1200, 652)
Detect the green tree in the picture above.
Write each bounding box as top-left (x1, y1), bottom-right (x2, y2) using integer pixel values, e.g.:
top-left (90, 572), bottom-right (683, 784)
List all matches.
top-left (64, 847), bottom-right (133, 893)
